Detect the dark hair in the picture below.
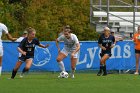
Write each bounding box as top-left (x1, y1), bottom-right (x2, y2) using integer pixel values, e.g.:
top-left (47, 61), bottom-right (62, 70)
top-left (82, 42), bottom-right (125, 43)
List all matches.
top-left (111, 32), bottom-right (114, 33)
top-left (64, 28), bottom-right (72, 33)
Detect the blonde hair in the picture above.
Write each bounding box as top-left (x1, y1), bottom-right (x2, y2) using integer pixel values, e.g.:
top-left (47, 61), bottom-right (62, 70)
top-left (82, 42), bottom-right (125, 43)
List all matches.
top-left (26, 27), bottom-right (36, 34)
top-left (104, 27), bottom-right (110, 31)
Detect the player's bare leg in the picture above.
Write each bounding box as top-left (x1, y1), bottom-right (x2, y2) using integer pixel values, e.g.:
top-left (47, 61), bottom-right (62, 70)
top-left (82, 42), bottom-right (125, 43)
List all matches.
top-left (70, 57), bottom-right (77, 78)
top-left (20, 59), bottom-right (32, 77)
top-left (101, 54), bottom-right (109, 76)
top-left (11, 61), bottom-right (22, 79)
top-left (97, 54), bottom-right (109, 76)
top-left (134, 53), bottom-right (140, 75)
top-left (57, 52), bottom-right (66, 72)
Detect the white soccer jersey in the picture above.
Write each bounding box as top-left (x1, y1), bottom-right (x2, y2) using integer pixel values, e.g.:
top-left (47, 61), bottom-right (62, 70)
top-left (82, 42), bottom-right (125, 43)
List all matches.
top-left (16, 37), bottom-right (24, 42)
top-left (57, 33), bottom-right (79, 51)
top-left (0, 23), bottom-right (9, 47)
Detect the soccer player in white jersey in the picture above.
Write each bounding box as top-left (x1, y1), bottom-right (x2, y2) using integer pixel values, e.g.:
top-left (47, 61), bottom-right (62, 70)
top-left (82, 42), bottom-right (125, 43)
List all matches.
top-left (16, 30), bottom-right (28, 42)
top-left (0, 23), bottom-right (17, 76)
top-left (56, 28), bottom-right (80, 78)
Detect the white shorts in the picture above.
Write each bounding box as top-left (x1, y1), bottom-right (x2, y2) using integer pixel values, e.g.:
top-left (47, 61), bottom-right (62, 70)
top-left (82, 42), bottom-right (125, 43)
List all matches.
top-left (0, 47), bottom-right (3, 56)
top-left (61, 48), bottom-right (79, 58)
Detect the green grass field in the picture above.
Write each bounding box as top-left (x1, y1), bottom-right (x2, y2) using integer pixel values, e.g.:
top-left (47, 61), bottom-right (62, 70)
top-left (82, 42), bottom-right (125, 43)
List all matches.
top-left (0, 72), bottom-right (140, 93)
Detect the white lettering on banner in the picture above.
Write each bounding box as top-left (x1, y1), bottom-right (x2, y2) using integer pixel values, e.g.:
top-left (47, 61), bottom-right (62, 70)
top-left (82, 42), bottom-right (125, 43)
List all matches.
top-left (111, 44), bottom-right (131, 58)
top-left (77, 46), bottom-right (99, 67)
top-left (77, 51), bottom-right (87, 65)
top-left (77, 43), bottom-right (131, 66)
top-left (123, 45), bottom-right (131, 58)
top-left (111, 45), bottom-right (122, 58)
top-left (98, 48), bottom-right (101, 58)
top-left (86, 47), bottom-right (98, 68)
top-left (77, 43), bottom-right (87, 65)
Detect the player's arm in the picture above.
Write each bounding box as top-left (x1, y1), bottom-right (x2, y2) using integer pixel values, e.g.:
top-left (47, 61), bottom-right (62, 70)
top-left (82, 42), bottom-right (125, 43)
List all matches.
top-left (34, 38), bottom-right (49, 48)
top-left (2, 25), bottom-right (17, 41)
top-left (110, 36), bottom-right (116, 48)
top-left (71, 35), bottom-right (80, 57)
top-left (6, 33), bottom-right (17, 41)
top-left (98, 44), bottom-right (106, 50)
top-left (17, 38), bottom-right (26, 55)
top-left (72, 43), bottom-right (80, 54)
top-left (56, 35), bottom-right (64, 53)
top-left (132, 34), bottom-right (136, 44)
top-left (55, 39), bottom-right (61, 53)
top-left (98, 35), bottom-right (106, 50)
top-left (38, 44), bottom-right (49, 48)
top-left (17, 47), bottom-right (26, 56)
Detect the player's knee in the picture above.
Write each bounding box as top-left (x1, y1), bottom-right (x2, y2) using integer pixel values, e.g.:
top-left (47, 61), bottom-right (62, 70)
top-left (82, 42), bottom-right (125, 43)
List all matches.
top-left (100, 60), bottom-right (104, 64)
top-left (25, 67), bottom-right (30, 70)
top-left (56, 57), bottom-right (61, 62)
top-left (14, 66), bottom-right (21, 71)
top-left (100, 59), bottom-right (103, 63)
top-left (14, 68), bottom-right (18, 72)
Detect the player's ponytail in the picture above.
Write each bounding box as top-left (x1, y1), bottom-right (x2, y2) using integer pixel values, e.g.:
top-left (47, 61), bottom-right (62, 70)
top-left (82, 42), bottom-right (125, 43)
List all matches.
top-left (26, 27), bottom-right (36, 35)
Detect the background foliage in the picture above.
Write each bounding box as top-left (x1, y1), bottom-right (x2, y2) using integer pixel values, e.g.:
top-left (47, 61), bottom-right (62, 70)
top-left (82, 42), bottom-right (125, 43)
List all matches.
top-left (0, 0), bottom-right (99, 41)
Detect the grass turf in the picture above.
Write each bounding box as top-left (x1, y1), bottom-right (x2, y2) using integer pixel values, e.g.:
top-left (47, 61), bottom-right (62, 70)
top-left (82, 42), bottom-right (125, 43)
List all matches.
top-left (0, 72), bottom-right (140, 93)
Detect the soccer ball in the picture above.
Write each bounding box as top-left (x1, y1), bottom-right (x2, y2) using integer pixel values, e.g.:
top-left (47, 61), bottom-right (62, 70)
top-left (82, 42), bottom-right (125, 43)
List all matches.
top-left (59, 71), bottom-right (69, 78)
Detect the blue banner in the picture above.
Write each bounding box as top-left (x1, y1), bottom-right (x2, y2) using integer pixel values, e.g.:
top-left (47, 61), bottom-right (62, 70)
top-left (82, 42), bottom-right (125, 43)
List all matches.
top-left (2, 41), bottom-right (135, 71)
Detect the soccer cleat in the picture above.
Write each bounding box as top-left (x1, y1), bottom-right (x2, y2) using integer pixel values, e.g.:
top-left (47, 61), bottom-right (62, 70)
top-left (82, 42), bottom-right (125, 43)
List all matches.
top-left (97, 71), bottom-right (102, 76)
top-left (71, 74), bottom-right (75, 78)
top-left (134, 72), bottom-right (139, 75)
top-left (102, 72), bottom-right (107, 76)
top-left (58, 75), bottom-right (61, 78)
top-left (7, 77), bottom-right (14, 80)
top-left (19, 73), bottom-right (24, 78)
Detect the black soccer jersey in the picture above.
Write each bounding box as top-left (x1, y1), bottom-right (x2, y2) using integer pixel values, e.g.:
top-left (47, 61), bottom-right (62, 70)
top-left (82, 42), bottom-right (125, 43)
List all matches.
top-left (18, 37), bottom-right (40, 57)
top-left (98, 34), bottom-right (115, 53)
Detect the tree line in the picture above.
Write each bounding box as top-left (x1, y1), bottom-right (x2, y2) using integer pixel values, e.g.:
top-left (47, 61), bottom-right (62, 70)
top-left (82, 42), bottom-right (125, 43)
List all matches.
top-left (0, 0), bottom-right (99, 41)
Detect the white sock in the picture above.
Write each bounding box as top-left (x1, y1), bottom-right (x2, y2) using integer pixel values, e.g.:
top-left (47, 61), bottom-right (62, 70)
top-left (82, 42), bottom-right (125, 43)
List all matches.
top-left (71, 68), bottom-right (76, 74)
top-left (58, 61), bottom-right (65, 72)
top-left (0, 66), bottom-right (2, 76)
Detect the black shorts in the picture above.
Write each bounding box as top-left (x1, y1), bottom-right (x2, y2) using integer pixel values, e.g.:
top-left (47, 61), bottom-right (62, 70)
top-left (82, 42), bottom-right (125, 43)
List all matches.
top-left (100, 52), bottom-right (112, 58)
top-left (18, 56), bottom-right (34, 62)
top-left (135, 49), bottom-right (140, 54)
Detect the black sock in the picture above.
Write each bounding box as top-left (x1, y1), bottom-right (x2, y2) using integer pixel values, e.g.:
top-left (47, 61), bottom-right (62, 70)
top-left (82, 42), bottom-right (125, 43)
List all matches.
top-left (99, 65), bottom-right (104, 73)
top-left (22, 67), bottom-right (29, 74)
top-left (103, 65), bottom-right (107, 74)
top-left (11, 69), bottom-right (17, 79)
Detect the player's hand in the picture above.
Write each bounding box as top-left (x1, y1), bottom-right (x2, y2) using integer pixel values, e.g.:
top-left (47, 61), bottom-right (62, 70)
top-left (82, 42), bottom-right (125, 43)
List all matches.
top-left (134, 43), bottom-right (137, 46)
top-left (110, 44), bottom-right (115, 48)
top-left (71, 53), bottom-right (75, 58)
top-left (101, 46), bottom-right (106, 50)
top-left (110, 45), bottom-right (114, 48)
top-left (45, 44), bottom-right (49, 48)
top-left (22, 51), bottom-right (26, 56)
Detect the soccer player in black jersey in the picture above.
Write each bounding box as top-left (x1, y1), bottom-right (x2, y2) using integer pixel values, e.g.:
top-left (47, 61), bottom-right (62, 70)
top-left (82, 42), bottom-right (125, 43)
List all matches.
top-left (97, 27), bottom-right (115, 76)
top-left (10, 27), bottom-right (49, 79)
